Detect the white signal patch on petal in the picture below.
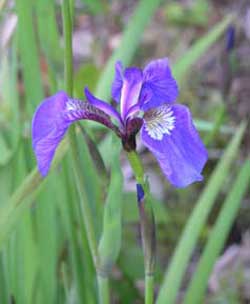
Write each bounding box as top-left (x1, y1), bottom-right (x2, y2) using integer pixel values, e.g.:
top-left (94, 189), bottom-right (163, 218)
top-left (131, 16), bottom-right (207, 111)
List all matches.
top-left (66, 99), bottom-right (83, 111)
top-left (144, 105), bottom-right (175, 140)
top-left (64, 99), bottom-right (86, 121)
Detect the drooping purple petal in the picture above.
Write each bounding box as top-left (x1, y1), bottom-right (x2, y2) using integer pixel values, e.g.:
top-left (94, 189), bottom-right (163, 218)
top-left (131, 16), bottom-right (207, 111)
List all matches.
top-left (32, 91), bottom-right (117, 176)
top-left (141, 104), bottom-right (207, 188)
top-left (84, 87), bottom-right (122, 124)
top-left (139, 58), bottom-right (178, 112)
top-left (32, 91), bottom-right (69, 176)
top-left (111, 61), bottom-right (123, 103)
top-left (120, 67), bottom-right (143, 120)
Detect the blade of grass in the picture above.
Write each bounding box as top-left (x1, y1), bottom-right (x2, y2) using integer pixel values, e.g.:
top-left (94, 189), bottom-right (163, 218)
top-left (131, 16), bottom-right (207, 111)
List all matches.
top-left (16, 0), bottom-right (44, 115)
top-left (194, 119), bottom-right (234, 134)
top-left (10, 142), bottom-right (38, 304)
top-left (98, 137), bottom-right (123, 303)
top-left (58, 161), bottom-right (95, 304)
top-left (36, 0), bottom-right (62, 68)
top-left (156, 122), bottom-right (246, 304)
top-left (184, 160), bottom-right (250, 304)
top-left (36, 0), bottom-right (62, 93)
top-left (0, 45), bottom-right (20, 157)
top-left (0, 255), bottom-right (8, 304)
top-left (204, 104), bottom-right (226, 146)
top-left (35, 182), bottom-right (59, 304)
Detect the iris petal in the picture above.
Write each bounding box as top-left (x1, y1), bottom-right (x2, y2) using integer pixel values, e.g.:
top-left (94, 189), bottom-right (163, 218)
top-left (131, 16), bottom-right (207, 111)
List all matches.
top-left (141, 104), bottom-right (207, 188)
top-left (32, 91), bottom-right (116, 176)
top-left (32, 92), bottom-right (70, 176)
top-left (120, 67), bottom-right (143, 120)
top-left (140, 58), bottom-right (178, 111)
top-left (111, 61), bottom-right (123, 103)
top-left (84, 87), bottom-right (122, 124)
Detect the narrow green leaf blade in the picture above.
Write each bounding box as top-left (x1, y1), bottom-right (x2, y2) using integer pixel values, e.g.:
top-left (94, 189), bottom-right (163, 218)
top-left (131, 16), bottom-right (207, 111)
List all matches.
top-left (184, 160), bottom-right (250, 304)
top-left (98, 137), bottom-right (123, 274)
top-left (16, 0), bottom-right (44, 114)
top-left (156, 122), bottom-right (246, 304)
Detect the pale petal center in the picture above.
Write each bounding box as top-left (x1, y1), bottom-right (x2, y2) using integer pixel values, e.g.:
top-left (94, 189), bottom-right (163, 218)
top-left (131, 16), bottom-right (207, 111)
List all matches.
top-left (144, 105), bottom-right (175, 140)
top-left (66, 99), bottom-right (83, 111)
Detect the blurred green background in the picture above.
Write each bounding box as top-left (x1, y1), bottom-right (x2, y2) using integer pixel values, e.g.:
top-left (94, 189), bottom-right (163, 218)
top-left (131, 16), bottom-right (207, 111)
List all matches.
top-left (0, 0), bottom-right (250, 303)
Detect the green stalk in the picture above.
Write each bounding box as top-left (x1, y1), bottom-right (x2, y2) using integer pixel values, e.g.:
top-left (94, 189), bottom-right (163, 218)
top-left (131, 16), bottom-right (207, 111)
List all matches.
top-left (97, 276), bottom-right (110, 304)
top-left (145, 275), bottom-right (154, 304)
top-left (127, 151), bottom-right (156, 304)
top-left (126, 151), bottom-right (145, 185)
top-left (62, 1), bottom-right (108, 302)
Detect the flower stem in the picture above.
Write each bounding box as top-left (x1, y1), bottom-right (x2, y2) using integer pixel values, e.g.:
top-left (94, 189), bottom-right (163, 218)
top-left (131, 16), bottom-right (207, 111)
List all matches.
top-left (126, 151), bottom-right (156, 304)
top-left (126, 151), bottom-right (145, 185)
top-left (97, 275), bottom-right (110, 304)
top-left (145, 275), bottom-right (154, 304)
top-left (61, 1), bottom-right (108, 302)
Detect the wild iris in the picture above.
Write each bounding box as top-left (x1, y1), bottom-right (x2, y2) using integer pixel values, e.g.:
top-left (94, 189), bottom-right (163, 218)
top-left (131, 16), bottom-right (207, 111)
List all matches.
top-left (32, 58), bottom-right (207, 187)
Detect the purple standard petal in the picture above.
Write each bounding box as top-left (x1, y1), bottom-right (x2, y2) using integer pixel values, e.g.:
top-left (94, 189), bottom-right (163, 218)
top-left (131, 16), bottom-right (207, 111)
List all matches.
top-left (111, 61), bottom-right (123, 103)
top-left (141, 104), bottom-right (208, 188)
top-left (120, 67), bottom-right (143, 120)
top-left (32, 91), bottom-right (117, 176)
top-left (139, 58), bottom-right (178, 111)
top-left (84, 87), bottom-right (122, 124)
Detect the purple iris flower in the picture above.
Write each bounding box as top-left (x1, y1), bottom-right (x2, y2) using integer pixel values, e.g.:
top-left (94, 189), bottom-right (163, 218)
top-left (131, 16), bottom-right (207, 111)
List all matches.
top-left (32, 58), bottom-right (207, 187)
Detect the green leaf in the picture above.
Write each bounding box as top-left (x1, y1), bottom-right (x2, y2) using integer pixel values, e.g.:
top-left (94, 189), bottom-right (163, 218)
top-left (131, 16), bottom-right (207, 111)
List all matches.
top-left (36, 0), bottom-right (62, 69)
top-left (56, 163), bottom-right (96, 304)
top-left (16, 0), bottom-right (44, 115)
top-left (36, 0), bottom-right (63, 93)
top-left (156, 122), bottom-right (246, 304)
top-left (0, 48), bottom-right (20, 165)
top-left (184, 160), bottom-right (250, 304)
top-left (98, 137), bottom-right (123, 274)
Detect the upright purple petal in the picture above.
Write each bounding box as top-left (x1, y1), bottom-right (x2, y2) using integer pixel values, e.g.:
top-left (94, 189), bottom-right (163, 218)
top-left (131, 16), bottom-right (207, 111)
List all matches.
top-left (120, 67), bottom-right (143, 120)
top-left (84, 87), bottom-right (122, 124)
top-left (141, 104), bottom-right (207, 188)
top-left (139, 58), bottom-right (178, 111)
top-left (111, 61), bottom-right (123, 103)
top-left (32, 91), bottom-right (117, 176)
